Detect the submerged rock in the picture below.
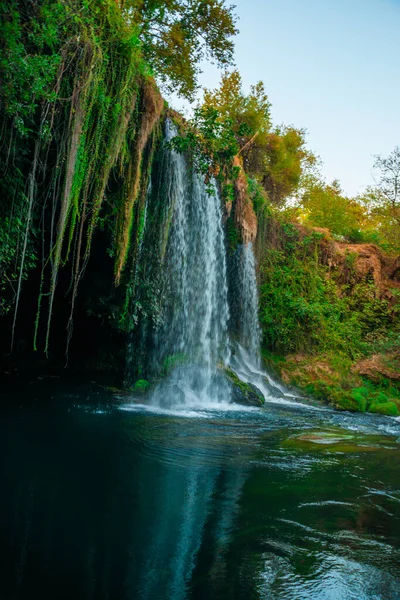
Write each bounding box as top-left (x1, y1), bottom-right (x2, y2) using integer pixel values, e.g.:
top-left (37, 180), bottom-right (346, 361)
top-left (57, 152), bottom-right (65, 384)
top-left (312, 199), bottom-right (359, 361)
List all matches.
top-left (282, 428), bottom-right (399, 453)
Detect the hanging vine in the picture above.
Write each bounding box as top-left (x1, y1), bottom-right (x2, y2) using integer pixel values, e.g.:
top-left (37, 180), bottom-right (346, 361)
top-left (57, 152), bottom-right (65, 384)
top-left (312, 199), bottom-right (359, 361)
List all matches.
top-left (0, 0), bottom-right (164, 355)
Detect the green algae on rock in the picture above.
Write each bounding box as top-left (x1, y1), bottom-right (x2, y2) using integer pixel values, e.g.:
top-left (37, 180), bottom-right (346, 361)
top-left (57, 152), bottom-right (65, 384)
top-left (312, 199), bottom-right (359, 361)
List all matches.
top-left (223, 367), bottom-right (265, 406)
top-left (282, 428), bottom-right (399, 453)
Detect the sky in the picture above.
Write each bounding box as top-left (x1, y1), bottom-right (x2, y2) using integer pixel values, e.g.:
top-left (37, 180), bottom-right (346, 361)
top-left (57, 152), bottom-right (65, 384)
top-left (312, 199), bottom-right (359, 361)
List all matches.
top-left (168, 0), bottom-right (400, 197)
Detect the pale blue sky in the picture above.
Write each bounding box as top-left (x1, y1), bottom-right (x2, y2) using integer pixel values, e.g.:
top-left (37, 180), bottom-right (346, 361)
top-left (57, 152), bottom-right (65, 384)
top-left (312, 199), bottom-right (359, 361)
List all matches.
top-left (168, 0), bottom-right (400, 196)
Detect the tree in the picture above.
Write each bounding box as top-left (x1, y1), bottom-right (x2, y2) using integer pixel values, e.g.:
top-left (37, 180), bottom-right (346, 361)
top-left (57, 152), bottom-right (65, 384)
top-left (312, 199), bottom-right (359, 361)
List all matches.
top-left (202, 70), bottom-right (272, 175)
top-left (201, 70), bottom-right (313, 204)
top-left (372, 146), bottom-right (400, 224)
top-left (301, 180), bottom-right (367, 237)
top-left (170, 70), bottom-right (314, 207)
top-left (123, 0), bottom-right (238, 99)
top-left (355, 147), bottom-right (400, 251)
top-left (262, 126), bottom-right (310, 205)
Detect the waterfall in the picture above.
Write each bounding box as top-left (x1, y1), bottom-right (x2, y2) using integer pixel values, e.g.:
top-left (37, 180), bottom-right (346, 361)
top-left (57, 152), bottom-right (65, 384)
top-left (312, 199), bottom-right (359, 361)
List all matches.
top-left (234, 242), bottom-right (261, 365)
top-left (131, 119), bottom-right (298, 408)
top-left (148, 121), bottom-right (231, 407)
top-left (230, 243), bottom-right (299, 403)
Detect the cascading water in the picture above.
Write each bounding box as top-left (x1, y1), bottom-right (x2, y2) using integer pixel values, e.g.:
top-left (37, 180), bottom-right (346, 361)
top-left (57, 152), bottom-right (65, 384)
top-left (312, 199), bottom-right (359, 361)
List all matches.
top-left (234, 242), bottom-right (261, 364)
top-left (148, 121), bottom-right (231, 407)
top-left (230, 241), bottom-right (301, 403)
top-left (132, 119), bottom-right (301, 408)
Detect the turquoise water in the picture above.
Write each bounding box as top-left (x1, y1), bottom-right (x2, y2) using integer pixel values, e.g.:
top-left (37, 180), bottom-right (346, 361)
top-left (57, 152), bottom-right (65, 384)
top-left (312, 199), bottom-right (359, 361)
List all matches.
top-left (1, 376), bottom-right (400, 599)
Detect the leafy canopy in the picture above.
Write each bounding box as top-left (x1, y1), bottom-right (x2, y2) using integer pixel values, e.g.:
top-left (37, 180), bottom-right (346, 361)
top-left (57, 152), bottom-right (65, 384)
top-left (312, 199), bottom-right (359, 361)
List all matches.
top-left (354, 147), bottom-right (400, 252)
top-left (201, 70), bottom-right (312, 204)
top-left (372, 146), bottom-right (400, 222)
top-left (124, 0), bottom-right (238, 99)
top-left (300, 179), bottom-right (366, 237)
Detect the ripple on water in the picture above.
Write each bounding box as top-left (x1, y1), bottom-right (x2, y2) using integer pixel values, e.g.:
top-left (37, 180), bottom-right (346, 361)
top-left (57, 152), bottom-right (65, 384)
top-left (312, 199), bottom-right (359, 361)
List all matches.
top-left (111, 393), bottom-right (400, 472)
top-left (255, 550), bottom-right (400, 600)
top-left (1, 379), bottom-right (400, 600)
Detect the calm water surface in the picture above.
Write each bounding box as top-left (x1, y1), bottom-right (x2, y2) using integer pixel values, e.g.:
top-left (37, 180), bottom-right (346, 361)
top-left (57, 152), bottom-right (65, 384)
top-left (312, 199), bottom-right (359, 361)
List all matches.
top-left (1, 376), bottom-right (400, 600)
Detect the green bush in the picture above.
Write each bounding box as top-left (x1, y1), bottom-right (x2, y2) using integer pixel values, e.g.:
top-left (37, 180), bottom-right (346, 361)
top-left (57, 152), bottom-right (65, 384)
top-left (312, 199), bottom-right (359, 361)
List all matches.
top-left (368, 402), bottom-right (399, 417)
top-left (259, 215), bottom-right (398, 362)
top-left (350, 388), bottom-right (369, 413)
top-left (259, 244), bottom-right (365, 357)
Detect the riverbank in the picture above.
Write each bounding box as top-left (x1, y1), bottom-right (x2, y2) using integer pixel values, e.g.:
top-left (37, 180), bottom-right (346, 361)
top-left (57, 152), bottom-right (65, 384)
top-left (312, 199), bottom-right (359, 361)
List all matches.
top-left (254, 210), bottom-right (400, 415)
top-left (264, 350), bottom-right (400, 415)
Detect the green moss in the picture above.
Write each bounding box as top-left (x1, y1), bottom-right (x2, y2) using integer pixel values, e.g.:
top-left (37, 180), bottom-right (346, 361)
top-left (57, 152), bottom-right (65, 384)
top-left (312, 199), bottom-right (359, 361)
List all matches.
top-left (224, 367), bottom-right (264, 406)
top-left (226, 216), bottom-right (239, 252)
top-left (282, 429), bottom-right (399, 453)
top-left (368, 402), bottom-right (399, 417)
top-left (264, 350), bottom-right (400, 415)
top-left (370, 392), bottom-right (389, 405)
top-left (304, 380), bottom-right (330, 400)
top-left (162, 353), bottom-right (187, 375)
top-left (350, 387), bottom-right (369, 412)
top-left (133, 379), bottom-right (150, 393)
top-left (332, 393), bottom-right (359, 412)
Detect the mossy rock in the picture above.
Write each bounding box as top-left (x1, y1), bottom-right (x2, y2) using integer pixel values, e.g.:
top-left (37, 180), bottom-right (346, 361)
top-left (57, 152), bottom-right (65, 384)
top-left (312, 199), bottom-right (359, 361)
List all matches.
top-left (350, 387), bottom-right (369, 412)
top-left (133, 379), bottom-right (151, 394)
top-left (223, 367), bottom-right (264, 407)
top-left (368, 402), bottom-right (399, 416)
top-left (369, 391), bottom-right (389, 405)
top-left (329, 390), bottom-right (359, 412)
top-left (282, 428), bottom-right (399, 453)
top-left (301, 380), bottom-right (360, 412)
top-left (162, 353), bottom-right (187, 375)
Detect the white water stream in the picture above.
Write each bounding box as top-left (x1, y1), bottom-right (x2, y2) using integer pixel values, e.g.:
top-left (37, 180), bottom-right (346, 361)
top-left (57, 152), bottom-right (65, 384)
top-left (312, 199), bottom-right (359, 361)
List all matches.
top-left (149, 121), bottom-right (231, 408)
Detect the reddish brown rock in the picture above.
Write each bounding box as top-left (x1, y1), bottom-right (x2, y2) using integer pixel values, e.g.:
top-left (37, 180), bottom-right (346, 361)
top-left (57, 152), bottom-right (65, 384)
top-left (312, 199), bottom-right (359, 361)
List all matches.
top-left (352, 353), bottom-right (400, 382)
top-left (232, 156), bottom-right (258, 244)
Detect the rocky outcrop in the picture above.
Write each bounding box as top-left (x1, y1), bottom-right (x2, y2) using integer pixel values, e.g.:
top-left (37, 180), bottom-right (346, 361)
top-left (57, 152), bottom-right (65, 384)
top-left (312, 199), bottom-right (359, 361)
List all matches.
top-left (352, 353), bottom-right (400, 382)
top-left (223, 366), bottom-right (264, 406)
top-left (328, 243), bottom-right (385, 287)
top-left (232, 156), bottom-right (258, 244)
top-left (291, 224), bottom-right (400, 296)
top-left (327, 243), bottom-right (400, 307)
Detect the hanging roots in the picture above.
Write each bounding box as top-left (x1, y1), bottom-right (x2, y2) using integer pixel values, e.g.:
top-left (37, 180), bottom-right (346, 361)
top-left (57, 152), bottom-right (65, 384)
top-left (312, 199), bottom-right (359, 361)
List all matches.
top-left (2, 0), bottom-right (165, 355)
top-left (114, 79), bottom-right (164, 285)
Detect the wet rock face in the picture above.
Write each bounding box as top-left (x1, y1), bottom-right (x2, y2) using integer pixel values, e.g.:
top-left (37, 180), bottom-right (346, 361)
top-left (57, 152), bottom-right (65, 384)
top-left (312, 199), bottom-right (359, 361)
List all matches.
top-left (230, 381), bottom-right (264, 406)
top-left (223, 366), bottom-right (264, 406)
top-left (233, 156), bottom-right (258, 244)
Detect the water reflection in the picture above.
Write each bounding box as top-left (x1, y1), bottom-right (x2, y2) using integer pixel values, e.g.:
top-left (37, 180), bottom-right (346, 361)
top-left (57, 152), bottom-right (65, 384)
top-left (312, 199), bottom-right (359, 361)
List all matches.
top-left (0, 394), bottom-right (400, 600)
top-left (0, 407), bottom-right (250, 600)
top-left (126, 417), bottom-right (249, 599)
